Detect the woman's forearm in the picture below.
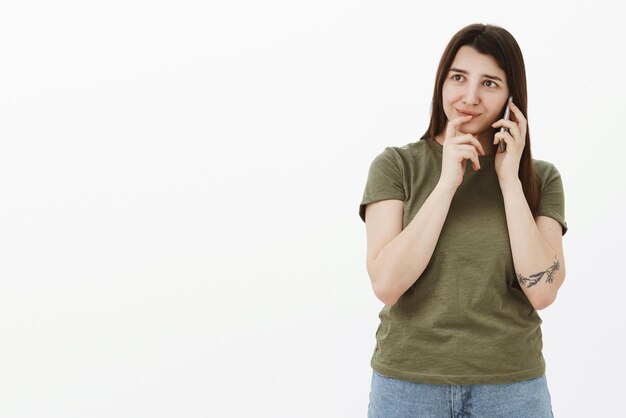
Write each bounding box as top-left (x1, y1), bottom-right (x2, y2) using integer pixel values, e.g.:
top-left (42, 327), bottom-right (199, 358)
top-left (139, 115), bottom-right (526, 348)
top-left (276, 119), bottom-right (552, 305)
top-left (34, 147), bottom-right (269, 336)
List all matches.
top-left (500, 179), bottom-right (563, 310)
top-left (373, 181), bottom-right (457, 306)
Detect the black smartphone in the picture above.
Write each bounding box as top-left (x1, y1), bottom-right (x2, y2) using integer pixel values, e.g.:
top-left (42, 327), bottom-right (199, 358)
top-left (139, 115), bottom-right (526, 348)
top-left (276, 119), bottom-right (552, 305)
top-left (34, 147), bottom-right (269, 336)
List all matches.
top-left (498, 95), bottom-right (514, 153)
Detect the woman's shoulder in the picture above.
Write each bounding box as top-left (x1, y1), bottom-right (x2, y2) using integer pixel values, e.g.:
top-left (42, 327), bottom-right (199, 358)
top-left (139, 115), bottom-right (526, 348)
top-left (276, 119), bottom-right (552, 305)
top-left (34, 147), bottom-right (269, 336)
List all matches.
top-left (531, 158), bottom-right (562, 175)
top-left (382, 139), bottom-right (435, 161)
top-left (531, 158), bottom-right (565, 192)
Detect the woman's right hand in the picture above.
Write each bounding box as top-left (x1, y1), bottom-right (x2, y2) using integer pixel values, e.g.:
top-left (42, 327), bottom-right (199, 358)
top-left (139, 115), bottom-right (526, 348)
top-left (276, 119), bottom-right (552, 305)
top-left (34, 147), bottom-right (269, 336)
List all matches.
top-left (439, 115), bottom-right (486, 190)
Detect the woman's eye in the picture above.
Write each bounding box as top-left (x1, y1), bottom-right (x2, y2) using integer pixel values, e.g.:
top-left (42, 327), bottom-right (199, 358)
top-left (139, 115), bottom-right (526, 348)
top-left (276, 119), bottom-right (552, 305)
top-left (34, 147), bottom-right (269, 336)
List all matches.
top-left (451, 74), bottom-right (498, 88)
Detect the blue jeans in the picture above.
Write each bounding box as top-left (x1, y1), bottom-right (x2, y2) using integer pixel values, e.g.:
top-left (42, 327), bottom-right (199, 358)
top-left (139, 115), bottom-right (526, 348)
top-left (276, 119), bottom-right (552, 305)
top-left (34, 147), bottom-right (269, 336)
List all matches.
top-left (368, 369), bottom-right (554, 418)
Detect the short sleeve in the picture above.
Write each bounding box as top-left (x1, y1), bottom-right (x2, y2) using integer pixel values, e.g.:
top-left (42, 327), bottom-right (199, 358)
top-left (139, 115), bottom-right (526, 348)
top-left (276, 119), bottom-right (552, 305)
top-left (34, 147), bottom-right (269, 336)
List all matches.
top-left (537, 162), bottom-right (568, 236)
top-left (359, 147), bottom-right (406, 223)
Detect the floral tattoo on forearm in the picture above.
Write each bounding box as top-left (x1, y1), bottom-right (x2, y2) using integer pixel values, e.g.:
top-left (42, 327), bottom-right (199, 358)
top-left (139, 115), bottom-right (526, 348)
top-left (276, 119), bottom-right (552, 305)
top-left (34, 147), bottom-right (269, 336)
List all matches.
top-left (516, 256), bottom-right (560, 288)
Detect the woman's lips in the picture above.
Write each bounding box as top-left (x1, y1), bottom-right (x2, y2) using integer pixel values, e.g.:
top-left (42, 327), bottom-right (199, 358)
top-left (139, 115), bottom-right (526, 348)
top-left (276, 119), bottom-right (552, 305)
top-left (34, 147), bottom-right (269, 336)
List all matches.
top-left (457, 110), bottom-right (480, 117)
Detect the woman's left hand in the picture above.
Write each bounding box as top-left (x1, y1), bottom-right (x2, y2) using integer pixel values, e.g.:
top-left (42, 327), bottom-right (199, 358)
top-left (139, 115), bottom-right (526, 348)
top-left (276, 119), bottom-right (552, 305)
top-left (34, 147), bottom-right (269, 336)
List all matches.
top-left (492, 100), bottom-right (527, 183)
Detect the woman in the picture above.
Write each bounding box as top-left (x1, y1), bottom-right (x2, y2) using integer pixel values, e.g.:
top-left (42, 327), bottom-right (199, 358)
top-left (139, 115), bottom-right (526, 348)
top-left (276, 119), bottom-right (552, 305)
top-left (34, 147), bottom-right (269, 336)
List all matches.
top-left (359, 23), bottom-right (567, 417)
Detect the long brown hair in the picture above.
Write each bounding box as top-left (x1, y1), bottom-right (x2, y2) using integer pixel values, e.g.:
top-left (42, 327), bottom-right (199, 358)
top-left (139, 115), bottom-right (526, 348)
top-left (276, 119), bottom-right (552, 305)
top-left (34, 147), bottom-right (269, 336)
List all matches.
top-left (420, 23), bottom-right (540, 216)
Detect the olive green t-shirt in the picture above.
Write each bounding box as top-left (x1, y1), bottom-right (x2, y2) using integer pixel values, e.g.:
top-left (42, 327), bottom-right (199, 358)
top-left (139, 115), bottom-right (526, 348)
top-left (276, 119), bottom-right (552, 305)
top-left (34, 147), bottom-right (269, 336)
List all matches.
top-left (359, 138), bottom-right (567, 385)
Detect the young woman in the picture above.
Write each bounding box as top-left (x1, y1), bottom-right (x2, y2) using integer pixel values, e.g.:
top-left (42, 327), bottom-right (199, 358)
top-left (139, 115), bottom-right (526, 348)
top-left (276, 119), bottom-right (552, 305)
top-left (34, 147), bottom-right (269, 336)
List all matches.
top-left (359, 23), bottom-right (567, 417)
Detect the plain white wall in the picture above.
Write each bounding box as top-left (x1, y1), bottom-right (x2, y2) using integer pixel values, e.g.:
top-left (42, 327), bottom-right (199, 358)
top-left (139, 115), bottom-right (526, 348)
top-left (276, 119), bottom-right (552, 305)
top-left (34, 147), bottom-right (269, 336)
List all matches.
top-left (0, 1), bottom-right (623, 417)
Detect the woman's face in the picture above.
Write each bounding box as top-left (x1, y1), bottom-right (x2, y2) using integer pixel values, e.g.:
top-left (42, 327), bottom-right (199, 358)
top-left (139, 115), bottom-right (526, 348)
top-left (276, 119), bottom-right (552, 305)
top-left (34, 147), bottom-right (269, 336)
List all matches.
top-left (441, 45), bottom-right (510, 136)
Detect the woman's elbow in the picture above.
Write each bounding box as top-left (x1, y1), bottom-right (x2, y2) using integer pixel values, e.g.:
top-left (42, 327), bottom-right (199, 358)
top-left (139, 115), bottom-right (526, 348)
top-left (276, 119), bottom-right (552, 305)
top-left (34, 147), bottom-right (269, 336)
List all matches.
top-left (533, 271), bottom-right (566, 310)
top-left (532, 297), bottom-right (553, 311)
top-left (372, 280), bottom-right (400, 306)
top-left (531, 289), bottom-right (559, 311)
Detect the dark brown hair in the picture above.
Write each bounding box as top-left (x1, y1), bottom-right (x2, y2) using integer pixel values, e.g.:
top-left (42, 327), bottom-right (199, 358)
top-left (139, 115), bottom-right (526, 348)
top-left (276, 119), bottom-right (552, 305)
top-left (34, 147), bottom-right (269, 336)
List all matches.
top-left (420, 23), bottom-right (540, 216)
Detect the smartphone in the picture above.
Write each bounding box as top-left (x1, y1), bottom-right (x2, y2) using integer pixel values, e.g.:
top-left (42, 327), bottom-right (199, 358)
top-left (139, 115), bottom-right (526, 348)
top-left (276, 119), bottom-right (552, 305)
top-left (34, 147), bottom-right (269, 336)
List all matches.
top-left (498, 95), bottom-right (514, 153)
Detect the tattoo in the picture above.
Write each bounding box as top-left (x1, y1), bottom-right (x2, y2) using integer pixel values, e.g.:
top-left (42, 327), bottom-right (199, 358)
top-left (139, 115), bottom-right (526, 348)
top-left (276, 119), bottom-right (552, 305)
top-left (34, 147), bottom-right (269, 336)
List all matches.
top-left (516, 256), bottom-right (560, 288)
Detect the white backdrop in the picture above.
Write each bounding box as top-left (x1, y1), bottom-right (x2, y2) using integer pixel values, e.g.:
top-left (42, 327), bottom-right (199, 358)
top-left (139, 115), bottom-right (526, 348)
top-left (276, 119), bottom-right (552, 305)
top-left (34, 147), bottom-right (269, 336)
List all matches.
top-left (1, 1), bottom-right (624, 417)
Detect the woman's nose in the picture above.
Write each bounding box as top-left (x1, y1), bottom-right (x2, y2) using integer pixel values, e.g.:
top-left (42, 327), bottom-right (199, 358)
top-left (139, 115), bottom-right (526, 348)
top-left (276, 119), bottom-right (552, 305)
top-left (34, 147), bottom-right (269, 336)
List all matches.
top-left (462, 88), bottom-right (479, 105)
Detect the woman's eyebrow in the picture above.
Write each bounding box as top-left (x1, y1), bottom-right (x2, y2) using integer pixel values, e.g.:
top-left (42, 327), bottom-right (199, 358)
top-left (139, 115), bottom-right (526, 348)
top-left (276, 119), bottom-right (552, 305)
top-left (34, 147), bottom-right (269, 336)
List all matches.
top-left (449, 67), bottom-right (503, 82)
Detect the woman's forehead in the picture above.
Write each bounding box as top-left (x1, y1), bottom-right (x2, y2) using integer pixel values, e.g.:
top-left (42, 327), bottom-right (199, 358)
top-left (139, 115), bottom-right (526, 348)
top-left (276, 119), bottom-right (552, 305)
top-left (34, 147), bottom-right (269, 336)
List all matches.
top-left (450, 46), bottom-right (505, 78)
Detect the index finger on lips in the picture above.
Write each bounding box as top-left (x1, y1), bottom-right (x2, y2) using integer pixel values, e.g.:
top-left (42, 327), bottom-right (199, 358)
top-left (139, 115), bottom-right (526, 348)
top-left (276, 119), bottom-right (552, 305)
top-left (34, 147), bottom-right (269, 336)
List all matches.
top-left (445, 115), bottom-right (473, 140)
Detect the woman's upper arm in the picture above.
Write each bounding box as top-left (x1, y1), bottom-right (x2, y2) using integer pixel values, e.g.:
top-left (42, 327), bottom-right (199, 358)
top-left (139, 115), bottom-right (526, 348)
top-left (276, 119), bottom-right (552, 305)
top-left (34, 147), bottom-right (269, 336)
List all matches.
top-left (364, 199), bottom-right (404, 283)
top-left (535, 215), bottom-right (566, 280)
